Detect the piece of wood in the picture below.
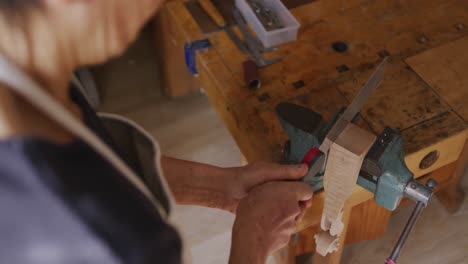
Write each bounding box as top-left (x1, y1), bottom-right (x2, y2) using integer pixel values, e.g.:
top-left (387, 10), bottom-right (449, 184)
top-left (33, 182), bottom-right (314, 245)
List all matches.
top-left (198, 0), bottom-right (226, 27)
top-left (406, 36), bottom-right (468, 121)
top-left (295, 200), bottom-right (391, 255)
top-left (240, 153), bottom-right (248, 166)
top-left (316, 123), bottom-right (376, 255)
top-left (436, 140), bottom-right (468, 213)
top-left (313, 206), bottom-right (352, 264)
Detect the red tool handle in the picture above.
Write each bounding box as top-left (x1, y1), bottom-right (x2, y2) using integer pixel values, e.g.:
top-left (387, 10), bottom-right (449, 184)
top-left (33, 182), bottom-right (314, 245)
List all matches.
top-left (301, 147), bottom-right (320, 165)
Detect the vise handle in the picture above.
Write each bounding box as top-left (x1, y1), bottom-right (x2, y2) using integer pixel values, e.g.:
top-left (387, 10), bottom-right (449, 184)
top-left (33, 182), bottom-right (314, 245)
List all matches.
top-left (387, 179), bottom-right (436, 263)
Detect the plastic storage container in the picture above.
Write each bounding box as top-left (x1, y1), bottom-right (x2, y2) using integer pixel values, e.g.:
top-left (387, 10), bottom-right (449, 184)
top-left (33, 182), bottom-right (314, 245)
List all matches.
top-left (235, 0), bottom-right (300, 48)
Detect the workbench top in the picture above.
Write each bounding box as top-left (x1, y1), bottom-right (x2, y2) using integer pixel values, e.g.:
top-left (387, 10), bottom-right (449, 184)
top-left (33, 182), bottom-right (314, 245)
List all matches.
top-left (163, 0), bottom-right (468, 231)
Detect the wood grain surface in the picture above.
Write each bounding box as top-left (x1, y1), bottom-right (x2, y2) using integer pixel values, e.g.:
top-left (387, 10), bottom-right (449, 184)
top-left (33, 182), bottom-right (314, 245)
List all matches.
top-left (314, 124), bottom-right (375, 257)
top-left (320, 124), bottom-right (376, 236)
top-left (406, 36), bottom-right (468, 121)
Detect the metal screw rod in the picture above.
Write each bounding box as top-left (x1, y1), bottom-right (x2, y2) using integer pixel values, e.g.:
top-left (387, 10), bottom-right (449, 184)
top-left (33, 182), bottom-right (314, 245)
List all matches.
top-left (388, 201), bottom-right (424, 262)
top-left (387, 179), bottom-right (436, 263)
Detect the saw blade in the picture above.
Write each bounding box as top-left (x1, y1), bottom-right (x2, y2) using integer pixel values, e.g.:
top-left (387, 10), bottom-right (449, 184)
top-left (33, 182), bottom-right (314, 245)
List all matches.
top-left (303, 57), bottom-right (388, 183)
top-left (319, 57), bottom-right (388, 152)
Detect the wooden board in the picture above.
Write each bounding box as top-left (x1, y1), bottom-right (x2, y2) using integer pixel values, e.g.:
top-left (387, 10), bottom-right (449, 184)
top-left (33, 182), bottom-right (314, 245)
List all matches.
top-left (406, 36), bottom-right (468, 121)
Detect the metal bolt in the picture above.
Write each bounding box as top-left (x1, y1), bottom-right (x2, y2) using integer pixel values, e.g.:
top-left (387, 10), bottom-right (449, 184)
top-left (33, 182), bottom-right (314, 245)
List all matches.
top-left (426, 179), bottom-right (437, 189)
top-left (410, 183), bottom-right (417, 189)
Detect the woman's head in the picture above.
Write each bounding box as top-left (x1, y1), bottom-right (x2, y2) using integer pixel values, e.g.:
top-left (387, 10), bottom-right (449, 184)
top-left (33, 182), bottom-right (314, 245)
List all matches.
top-left (0, 0), bottom-right (163, 72)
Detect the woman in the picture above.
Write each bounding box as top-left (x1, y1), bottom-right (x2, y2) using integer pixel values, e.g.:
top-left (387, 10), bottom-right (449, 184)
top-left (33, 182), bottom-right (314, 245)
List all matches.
top-left (0, 1), bottom-right (313, 263)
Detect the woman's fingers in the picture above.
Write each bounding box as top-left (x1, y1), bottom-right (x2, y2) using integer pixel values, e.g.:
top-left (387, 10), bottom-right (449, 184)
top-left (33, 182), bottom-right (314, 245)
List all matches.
top-left (290, 182), bottom-right (313, 202)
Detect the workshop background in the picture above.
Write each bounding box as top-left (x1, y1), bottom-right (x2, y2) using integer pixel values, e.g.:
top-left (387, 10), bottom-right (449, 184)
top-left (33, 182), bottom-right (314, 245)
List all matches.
top-left (90, 24), bottom-right (468, 264)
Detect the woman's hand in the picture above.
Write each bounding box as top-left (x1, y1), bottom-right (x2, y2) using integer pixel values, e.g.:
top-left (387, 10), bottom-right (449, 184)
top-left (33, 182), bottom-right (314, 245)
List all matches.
top-left (161, 157), bottom-right (308, 213)
top-left (225, 162), bottom-right (308, 213)
top-left (229, 181), bottom-right (313, 263)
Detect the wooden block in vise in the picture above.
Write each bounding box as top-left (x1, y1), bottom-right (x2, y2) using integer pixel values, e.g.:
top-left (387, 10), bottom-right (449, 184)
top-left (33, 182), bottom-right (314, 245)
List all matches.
top-left (315, 123), bottom-right (376, 256)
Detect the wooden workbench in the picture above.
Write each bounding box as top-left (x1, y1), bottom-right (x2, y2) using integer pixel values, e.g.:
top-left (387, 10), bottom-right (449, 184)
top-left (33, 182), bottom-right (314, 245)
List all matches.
top-left (156, 0), bottom-right (468, 262)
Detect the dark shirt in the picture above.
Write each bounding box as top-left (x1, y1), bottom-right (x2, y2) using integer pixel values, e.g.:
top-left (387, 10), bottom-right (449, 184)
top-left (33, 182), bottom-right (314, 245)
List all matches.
top-left (0, 88), bottom-right (182, 264)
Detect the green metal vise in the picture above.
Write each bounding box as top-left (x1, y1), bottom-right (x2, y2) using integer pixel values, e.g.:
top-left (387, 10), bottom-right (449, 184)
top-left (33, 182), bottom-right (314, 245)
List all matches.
top-left (276, 103), bottom-right (432, 211)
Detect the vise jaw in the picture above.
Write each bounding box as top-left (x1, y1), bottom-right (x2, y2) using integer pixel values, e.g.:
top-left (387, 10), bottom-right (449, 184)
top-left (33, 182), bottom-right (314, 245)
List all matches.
top-left (359, 127), bottom-right (413, 210)
top-left (276, 102), bottom-right (432, 211)
top-left (276, 103), bottom-right (334, 192)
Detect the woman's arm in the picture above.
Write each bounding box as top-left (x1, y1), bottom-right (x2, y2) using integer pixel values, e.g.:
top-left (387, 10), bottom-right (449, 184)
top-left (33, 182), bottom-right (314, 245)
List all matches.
top-left (161, 156), bottom-right (308, 213)
top-left (161, 156), bottom-right (239, 212)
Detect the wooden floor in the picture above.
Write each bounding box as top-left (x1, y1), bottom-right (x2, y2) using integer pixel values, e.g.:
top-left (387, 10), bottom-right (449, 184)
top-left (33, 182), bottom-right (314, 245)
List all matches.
top-left (95, 29), bottom-right (468, 264)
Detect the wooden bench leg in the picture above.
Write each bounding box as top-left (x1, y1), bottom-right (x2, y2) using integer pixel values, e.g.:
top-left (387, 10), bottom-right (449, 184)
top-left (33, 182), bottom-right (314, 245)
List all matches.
top-left (436, 141), bottom-right (467, 213)
top-left (312, 206), bottom-right (352, 264)
top-left (274, 240), bottom-right (296, 264)
top-left (153, 7), bottom-right (199, 98)
top-left (345, 199), bottom-right (391, 244)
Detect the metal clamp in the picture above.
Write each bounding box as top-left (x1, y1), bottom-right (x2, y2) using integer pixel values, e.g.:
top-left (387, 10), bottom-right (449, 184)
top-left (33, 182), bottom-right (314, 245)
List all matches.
top-left (184, 39), bottom-right (211, 76)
